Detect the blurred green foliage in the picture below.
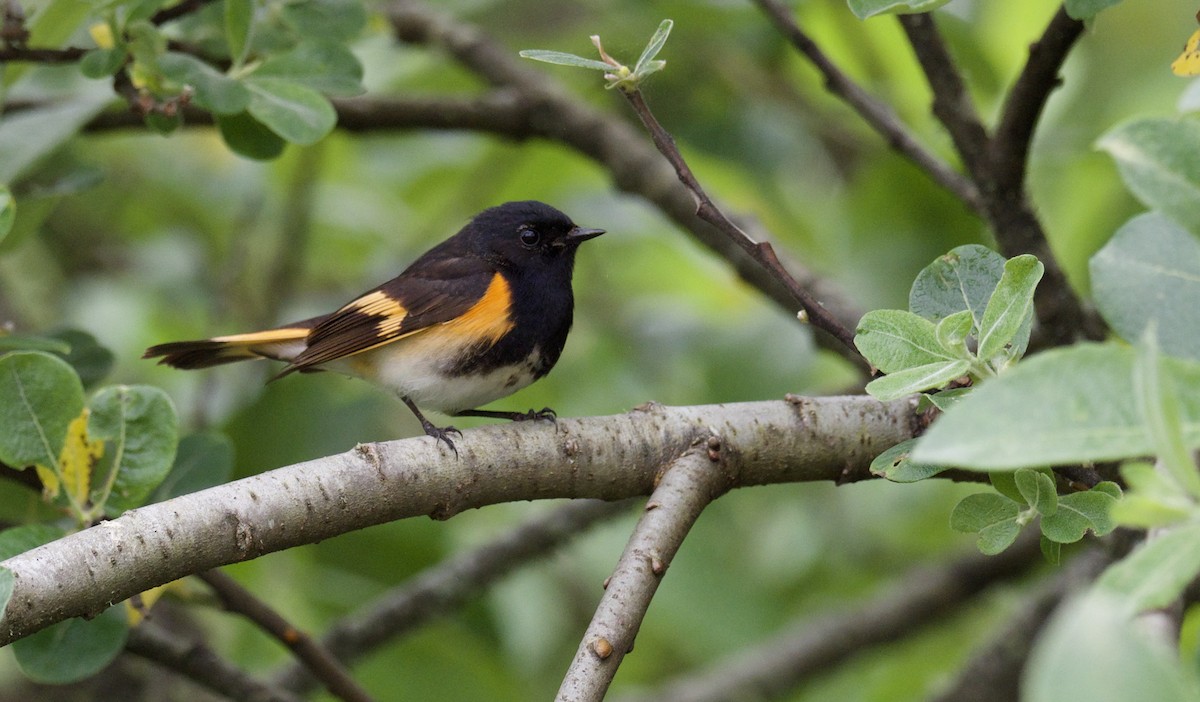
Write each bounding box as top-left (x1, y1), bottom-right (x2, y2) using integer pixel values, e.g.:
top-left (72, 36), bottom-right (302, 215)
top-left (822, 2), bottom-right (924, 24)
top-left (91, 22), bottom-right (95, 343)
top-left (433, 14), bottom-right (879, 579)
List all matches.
top-left (2, 0), bottom-right (1199, 699)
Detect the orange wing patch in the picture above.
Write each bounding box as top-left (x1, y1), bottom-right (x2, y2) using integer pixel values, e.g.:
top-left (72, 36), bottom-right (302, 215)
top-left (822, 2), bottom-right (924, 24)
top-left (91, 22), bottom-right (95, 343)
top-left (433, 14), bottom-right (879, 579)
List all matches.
top-left (434, 272), bottom-right (514, 345)
top-left (212, 326), bottom-right (311, 344)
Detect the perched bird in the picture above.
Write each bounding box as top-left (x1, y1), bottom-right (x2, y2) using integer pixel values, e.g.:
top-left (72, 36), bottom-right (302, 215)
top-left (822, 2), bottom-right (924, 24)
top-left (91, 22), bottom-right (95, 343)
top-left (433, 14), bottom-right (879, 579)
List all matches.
top-left (145, 201), bottom-right (604, 452)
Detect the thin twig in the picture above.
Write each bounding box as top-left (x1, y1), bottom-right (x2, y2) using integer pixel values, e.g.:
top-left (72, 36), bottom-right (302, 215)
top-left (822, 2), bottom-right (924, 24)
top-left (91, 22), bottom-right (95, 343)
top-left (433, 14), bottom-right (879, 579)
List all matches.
top-left (752, 0), bottom-right (981, 213)
top-left (150, 0), bottom-right (220, 25)
top-left (0, 46), bottom-right (85, 63)
top-left (198, 570), bottom-right (375, 702)
top-left (558, 439), bottom-right (732, 701)
top-left (126, 620), bottom-right (303, 702)
top-left (273, 498), bottom-right (636, 695)
top-left (620, 88), bottom-right (865, 363)
top-left (611, 532), bottom-right (1045, 702)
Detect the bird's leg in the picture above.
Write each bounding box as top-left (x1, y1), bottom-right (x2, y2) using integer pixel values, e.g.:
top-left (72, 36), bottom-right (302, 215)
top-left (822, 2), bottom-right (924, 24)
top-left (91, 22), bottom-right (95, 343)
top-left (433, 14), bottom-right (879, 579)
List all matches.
top-left (454, 407), bottom-right (557, 422)
top-left (401, 396), bottom-right (461, 454)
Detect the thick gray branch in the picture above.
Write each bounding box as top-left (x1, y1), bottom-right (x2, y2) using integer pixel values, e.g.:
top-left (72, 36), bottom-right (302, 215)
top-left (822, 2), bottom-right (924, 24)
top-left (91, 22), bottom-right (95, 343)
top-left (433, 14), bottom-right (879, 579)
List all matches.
top-left (558, 439), bottom-right (730, 701)
top-left (0, 397), bottom-right (916, 646)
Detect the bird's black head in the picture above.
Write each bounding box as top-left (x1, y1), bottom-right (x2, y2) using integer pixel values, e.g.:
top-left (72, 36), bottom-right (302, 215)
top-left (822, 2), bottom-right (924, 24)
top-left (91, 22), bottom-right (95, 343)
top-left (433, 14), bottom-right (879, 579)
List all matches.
top-left (467, 201), bottom-right (604, 271)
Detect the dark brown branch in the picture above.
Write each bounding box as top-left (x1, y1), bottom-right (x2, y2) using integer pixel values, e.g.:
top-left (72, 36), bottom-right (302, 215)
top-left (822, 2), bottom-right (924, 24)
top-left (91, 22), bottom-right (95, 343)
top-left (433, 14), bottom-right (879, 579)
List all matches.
top-left (273, 498), bottom-right (635, 695)
top-left (0, 46), bottom-right (85, 63)
top-left (753, 0), bottom-right (981, 213)
top-left (991, 6), bottom-right (1085, 192)
top-left (612, 532), bottom-right (1044, 702)
top-left (620, 89), bottom-right (864, 364)
top-left (126, 621), bottom-right (303, 702)
top-left (150, 0), bottom-right (220, 26)
top-left (199, 570), bottom-right (374, 702)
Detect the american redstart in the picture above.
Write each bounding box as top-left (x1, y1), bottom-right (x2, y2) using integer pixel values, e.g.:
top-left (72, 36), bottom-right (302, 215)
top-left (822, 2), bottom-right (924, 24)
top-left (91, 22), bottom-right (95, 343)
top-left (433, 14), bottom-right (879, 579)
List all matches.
top-left (144, 200), bottom-right (604, 452)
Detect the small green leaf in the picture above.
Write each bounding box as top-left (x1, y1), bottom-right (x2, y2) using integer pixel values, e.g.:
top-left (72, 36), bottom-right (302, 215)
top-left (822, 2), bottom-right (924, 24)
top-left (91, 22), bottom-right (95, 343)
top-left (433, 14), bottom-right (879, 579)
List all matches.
top-left (0, 95), bottom-right (112, 184)
top-left (0, 352), bottom-right (84, 470)
top-left (635, 19), bottom-right (672, 73)
top-left (225, 0), bottom-right (253, 67)
top-left (158, 52), bottom-right (251, 115)
top-left (846, 0), bottom-right (952, 20)
top-left (976, 255), bottom-right (1042, 364)
top-left (88, 385), bottom-right (178, 513)
top-left (281, 0), bottom-right (366, 42)
top-left (0, 334), bottom-right (68, 355)
top-left (216, 111), bottom-right (286, 160)
top-left (1015, 469), bottom-right (1058, 516)
top-left (12, 607), bottom-right (128, 684)
top-left (0, 523), bottom-right (67, 559)
top-left (1095, 522), bottom-right (1200, 612)
top-left (244, 77), bottom-right (337, 145)
top-left (855, 309), bottom-right (955, 373)
top-left (1109, 493), bottom-right (1194, 528)
top-left (909, 244), bottom-right (1007, 326)
top-left (1040, 486), bottom-right (1120, 543)
top-left (951, 492), bottom-right (1022, 553)
top-left (1024, 592), bottom-right (1197, 702)
top-left (923, 387), bottom-right (972, 412)
top-left (990, 472), bottom-right (1024, 504)
top-left (1040, 536), bottom-right (1061, 565)
top-left (253, 42), bottom-right (364, 97)
top-left (1090, 212), bottom-right (1200, 362)
top-left (45, 329), bottom-right (114, 389)
top-left (518, 49), bottom-right (613, 71)
top-left (934, 309), bottom-right (974, 358)
top-left (1097, 118), bottom-right (1200, 233)
top-left (79, 47), bottom-right (125, 78)
top-left (912, 344), bottom-right (1200, 470)
top-left (864, 360), bottom-right (970, 401)
top-left (869, 439), bottom-right (948, 482)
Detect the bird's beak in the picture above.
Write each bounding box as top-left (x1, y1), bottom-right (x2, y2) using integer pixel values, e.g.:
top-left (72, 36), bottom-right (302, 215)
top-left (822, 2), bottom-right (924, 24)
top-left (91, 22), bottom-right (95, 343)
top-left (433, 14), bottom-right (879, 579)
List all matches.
top-left (566, 226), bottom-right (605, 243)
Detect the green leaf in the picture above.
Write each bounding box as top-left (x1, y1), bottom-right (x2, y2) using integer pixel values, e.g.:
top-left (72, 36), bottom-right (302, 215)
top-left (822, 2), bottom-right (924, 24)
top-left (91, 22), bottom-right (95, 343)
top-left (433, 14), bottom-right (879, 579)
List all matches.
top-left (911, 344), bottom-right (1200, 469)
top-left (225, 0), bottom-right (253, 67)
top-left (45, 329), bottom-right (115, 389)
top-left (12, 607), bottom-right (128, 684)
top-left (923, 387), bottom-right (972, 412)
top-left (216, 111), bottom-right (286, 160)
top-left (990, 472), bottom-right (1024, 504)
top-left (0, 185), bottom-right (12, 244)
top-left (846, 0), bottom-right (952, 20)
top-left (253, 42), bottom-right (364, 97)
top-left (0, 94), bottom-right (112, 184)
top-left (150, 432), bottom-right (234, 502)
top-left (518, 50), bottom-right (614, 71)
top-left (869, 439), bottom-right (948, 482)
top-left (0, 334), bottom-right (67, 355)
top-left (635, 19), bottom-right (672, 73)
top-left (88, 385), bottom-right (179, 513)
top-left (281, 0), bottom-right (366, 42)
top-left (244, 77), bottom-right (337, 145)
top-left (0, 522), bottom-right (67, 560)
top-left (934, 310), bottom-right (973, 358)
top-left (79, 47), bottom-right (126, 78)
top-left (1097, 118), bottom-right (1200, 233)
top-left (1095, 522), bottom-right (1200, 612)
top-left (1134, 325), bottom-right (1200, 499)
top-left (158, 52), bottom-right (251, 115)
top-left (0, 352), bottom-right (84, 470)
top-left (864, 360), bottom-right (970, 401)
top-left (1040, 486), bottom-right (1120, 543)
top-left (855, 309), bottom-right (955, 373)
top-left (1024, 592), bottom-right (1198, 702)
top-left (976, 255), bottom-right (1042, 364)
top-left (1064, 0), bottom-right (1124, 20)
top-left (1090, 212), bottom-right (1200, 362)
top-left (1040, 536), bottom-right (1061, 565)
top-left (1111, 462), bottom-right (1196, 528)
top-left (1015, 469), bottom-right (1057, 516)
top-left (950, 492), bottom-right (1022, 555)
top-left (909, 244), bottom-right (1007, 326)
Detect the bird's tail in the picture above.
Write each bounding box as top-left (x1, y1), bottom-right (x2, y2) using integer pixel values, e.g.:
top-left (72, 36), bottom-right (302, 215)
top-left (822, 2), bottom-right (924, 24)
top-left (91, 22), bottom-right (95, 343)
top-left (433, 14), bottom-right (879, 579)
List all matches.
top-left (143, 317), bottom-right (325, 370)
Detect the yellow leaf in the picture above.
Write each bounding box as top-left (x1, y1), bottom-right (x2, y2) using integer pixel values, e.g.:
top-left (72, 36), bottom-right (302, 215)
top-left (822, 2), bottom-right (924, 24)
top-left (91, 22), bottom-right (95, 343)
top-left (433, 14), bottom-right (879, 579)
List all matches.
top-left (1172, 28), bottom-right (1200, 76)
top-left (59, 410), bottom-right (102, 508)
top-left (34, 464), bottom-right (59, 499)
top-left (126, 580), bottom-right (185, 626)
top-left (88, 23), bottom-right (114, 50)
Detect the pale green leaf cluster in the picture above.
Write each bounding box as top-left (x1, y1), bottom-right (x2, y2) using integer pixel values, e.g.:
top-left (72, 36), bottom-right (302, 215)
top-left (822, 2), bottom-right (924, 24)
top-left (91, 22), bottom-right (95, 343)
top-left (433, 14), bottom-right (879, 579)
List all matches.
top-left (520, 19), bottom-right (672, 92)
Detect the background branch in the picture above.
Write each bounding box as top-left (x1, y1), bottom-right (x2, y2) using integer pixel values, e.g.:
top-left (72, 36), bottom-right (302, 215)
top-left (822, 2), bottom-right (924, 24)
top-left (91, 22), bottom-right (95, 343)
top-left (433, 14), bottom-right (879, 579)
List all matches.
top-left (612, 532), bottom-right (1046, 702)
top-left (274, 498), bottom-right (636, 695)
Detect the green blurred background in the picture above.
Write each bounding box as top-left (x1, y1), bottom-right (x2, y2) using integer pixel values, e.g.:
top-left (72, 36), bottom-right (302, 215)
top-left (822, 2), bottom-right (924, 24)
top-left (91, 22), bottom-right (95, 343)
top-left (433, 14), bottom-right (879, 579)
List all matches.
top-left (0, 0), bottom-right (1195, 698)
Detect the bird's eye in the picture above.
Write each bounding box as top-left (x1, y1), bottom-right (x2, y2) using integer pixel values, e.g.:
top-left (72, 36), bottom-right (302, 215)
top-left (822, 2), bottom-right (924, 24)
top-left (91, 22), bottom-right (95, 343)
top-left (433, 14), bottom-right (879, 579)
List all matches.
top-left (519, 227), bottom-right (541, 248)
